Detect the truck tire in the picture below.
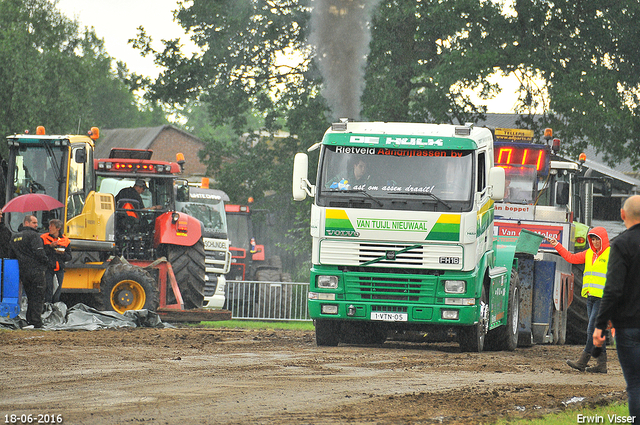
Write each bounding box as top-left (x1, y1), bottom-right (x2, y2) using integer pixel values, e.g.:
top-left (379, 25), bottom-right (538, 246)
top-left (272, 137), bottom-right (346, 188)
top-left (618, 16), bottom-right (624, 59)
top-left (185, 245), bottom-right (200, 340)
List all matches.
top-left (566, 264), bottom-right (588, 345)
top-left (486, 270), bottom-right (520, 351)
top-left (315, 319), bottom-right (341, 346)
top-left (459, 284), bottom-right (489, 352)
top-left (340, 322), bottom-right (387, 345)
top-left (167, 238), bottom-right (206, 309)
top-left (99, 263), bottom-right (159, 314)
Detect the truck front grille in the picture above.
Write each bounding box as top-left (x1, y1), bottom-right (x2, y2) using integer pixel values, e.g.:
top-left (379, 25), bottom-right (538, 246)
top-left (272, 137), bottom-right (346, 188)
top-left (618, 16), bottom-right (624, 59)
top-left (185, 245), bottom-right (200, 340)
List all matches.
top-left (319, 240), bottom-right (462, 270)
top-left (345, 273), bottom-right (436, 302)
top-left (371, 305), bottom-right (408, 313)
top-left (205, 252), bottom-right (227, 275)
top-left (204, 278), bottom-right (218, 296)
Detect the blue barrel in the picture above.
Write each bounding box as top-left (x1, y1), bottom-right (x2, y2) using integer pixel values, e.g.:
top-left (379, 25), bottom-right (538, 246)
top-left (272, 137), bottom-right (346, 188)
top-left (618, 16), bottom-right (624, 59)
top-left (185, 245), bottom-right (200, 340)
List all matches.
top-left (0, 258), bottom-right (21, 319)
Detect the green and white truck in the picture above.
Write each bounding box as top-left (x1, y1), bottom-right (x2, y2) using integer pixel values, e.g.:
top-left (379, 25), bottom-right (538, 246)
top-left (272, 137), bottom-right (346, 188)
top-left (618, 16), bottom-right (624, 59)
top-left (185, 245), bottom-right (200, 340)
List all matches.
top-left (292, 121), bottom-right (530, 352)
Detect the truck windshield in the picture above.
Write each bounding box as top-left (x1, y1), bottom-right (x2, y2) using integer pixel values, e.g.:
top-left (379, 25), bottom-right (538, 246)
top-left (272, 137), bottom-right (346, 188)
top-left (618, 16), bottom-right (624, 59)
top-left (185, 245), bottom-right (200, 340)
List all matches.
top-left (317, 146), bottom-right (474, 211)
top-left (11, 145), bottom-right (66, 200)
top-left (226, 214), bottom-right (250, 251)
top-left (176, 199), bottom-right (227, 236)
top-left (503, 166), bottom-right (537, 204)
top-left (6, 144), bottom-right (67, 232)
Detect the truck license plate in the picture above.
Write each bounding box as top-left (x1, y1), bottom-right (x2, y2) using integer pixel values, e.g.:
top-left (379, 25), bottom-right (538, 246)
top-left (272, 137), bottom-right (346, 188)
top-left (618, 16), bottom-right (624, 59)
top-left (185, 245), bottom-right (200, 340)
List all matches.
top-left (371, 312), bottom-right (408, 322)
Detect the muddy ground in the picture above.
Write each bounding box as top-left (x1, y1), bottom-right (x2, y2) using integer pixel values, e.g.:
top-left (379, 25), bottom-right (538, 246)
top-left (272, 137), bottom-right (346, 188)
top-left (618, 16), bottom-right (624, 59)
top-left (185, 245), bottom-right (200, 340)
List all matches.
top-left (0, 325), bottom-right (628, 425)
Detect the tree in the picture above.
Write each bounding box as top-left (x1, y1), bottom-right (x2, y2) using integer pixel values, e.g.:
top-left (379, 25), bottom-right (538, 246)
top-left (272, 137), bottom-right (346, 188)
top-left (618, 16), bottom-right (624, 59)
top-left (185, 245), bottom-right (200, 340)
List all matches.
top-left (0, 0), bottom-right (166, 160)
top-left (363, 0), bottom-right (508, 124)
top-left (502, 1), bottom-right (640, 168)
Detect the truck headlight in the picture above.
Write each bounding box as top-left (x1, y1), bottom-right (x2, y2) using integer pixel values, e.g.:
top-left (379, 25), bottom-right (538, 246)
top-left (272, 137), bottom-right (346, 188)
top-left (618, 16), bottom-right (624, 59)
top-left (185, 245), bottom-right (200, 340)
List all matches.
top-left (321, 304), bottom-right (339, 314)
top-left (317, 275), bottom-right (338, 289)
top-left (445, 298), bottom-right (475, 306)
top-left (441, 309), bottom-right (459, 320)
top-left (444, 280), bottom-right (466, 294)
top-left (309, 292), bottom-right (336, 301)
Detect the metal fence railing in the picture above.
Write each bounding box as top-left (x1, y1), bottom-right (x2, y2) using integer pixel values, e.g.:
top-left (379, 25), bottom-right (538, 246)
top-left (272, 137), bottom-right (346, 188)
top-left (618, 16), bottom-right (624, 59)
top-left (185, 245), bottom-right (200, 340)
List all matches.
top-left (224, 280), bottom-right (311, 321)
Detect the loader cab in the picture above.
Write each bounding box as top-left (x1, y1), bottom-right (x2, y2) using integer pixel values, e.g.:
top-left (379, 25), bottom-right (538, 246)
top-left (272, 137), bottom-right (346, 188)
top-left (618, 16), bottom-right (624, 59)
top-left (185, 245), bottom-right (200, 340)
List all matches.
top-left (4, 131), bottom-right (96, 233)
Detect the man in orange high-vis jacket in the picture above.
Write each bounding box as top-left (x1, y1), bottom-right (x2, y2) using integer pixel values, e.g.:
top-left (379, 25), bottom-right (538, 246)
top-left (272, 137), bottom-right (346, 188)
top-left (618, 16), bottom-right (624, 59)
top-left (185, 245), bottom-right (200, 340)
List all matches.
top-left (547, 226), bottom-right (610, 373)
top-left (41, 219), bottom-right (72, 304)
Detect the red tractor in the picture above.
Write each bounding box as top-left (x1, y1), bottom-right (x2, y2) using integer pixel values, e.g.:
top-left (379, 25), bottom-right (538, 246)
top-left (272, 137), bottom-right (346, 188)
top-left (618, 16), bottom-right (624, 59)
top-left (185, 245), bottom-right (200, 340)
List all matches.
top-left (95, 148), bottom-right (206, 310)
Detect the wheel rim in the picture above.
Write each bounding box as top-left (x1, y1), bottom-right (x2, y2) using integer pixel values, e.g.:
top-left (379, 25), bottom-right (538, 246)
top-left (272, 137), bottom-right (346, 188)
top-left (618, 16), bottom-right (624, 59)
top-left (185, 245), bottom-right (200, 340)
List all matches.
top-left (511, 287), bottom-right (520, 334)
top-left (480, 298), bottom-right (489, 335)
top-left (110, 279), bottom-right (146, 314)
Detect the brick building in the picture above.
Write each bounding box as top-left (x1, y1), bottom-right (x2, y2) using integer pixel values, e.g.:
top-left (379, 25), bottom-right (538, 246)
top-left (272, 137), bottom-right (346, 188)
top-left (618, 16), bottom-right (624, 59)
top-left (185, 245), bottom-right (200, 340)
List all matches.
top-left (95, 125), bottom-right (208, 177)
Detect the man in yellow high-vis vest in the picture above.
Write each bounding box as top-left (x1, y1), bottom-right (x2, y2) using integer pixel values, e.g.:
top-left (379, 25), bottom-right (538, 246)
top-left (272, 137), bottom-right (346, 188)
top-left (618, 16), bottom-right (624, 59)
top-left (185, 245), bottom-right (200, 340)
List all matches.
top-left (548, 226), bottom-right (610, 373)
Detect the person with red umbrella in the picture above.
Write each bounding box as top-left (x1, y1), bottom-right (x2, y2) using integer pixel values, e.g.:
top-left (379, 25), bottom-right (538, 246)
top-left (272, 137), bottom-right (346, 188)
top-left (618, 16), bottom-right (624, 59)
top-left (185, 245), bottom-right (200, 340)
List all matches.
top-left (9, 215), bottom-right (50, 328)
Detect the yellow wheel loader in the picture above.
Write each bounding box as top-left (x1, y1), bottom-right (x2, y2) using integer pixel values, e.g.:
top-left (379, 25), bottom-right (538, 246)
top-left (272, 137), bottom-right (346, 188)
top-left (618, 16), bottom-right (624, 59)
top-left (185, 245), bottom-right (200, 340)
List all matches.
top-left (1, 127), bottom-right (209, 316)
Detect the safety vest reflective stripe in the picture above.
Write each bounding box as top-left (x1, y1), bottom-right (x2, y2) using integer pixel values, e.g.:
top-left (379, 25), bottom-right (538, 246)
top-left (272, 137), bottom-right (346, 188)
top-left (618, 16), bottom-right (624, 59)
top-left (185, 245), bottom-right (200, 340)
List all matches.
top-left (581, 247), bottom-right (610, 298)
top-left (122, 202), bottom-right (139, 219)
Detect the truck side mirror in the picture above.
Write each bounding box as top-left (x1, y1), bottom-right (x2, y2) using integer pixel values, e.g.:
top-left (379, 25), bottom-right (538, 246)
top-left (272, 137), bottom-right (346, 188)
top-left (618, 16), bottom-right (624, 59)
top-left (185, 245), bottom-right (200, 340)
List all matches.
top-left (555, 181), bottom-right (569, 205)
top-left (292, 153), bottom-right (312, 201)
top-left (176, 184), bottom-right (189, 202)
top-left (488, 167), bottom-right (505, 201)
top-left (601, 179), bottom-right (613, 198)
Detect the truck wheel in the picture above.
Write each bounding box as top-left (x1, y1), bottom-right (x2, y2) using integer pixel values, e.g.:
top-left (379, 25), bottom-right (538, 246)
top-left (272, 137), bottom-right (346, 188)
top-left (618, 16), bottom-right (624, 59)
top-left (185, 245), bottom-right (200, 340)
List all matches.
top-left (315, 319), bottom-right (341, 346)
top-left (486, 270), bottom-right (520, 351)
top-left (459, 285), bottom-right (489, 352)
top-left (341, 322), bottom-right (387, 345)
top-left (99, 263), bottom-right (159, 314)
top-left (363, 323), bottom-right (388, 345)
top-left (551, 274), bottom-right (568, 345)
top-left (166, 238), bottom-right (206, 309)
top-left (566, 264), bottom-right (588, 344)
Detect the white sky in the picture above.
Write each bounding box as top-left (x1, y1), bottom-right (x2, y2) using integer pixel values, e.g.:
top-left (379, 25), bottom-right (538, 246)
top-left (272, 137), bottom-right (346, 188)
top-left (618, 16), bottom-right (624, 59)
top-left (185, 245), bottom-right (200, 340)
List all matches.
top-left (56, 0), bottom-right (194, 79)
top-left (55, 0), bottom-right (518, 113)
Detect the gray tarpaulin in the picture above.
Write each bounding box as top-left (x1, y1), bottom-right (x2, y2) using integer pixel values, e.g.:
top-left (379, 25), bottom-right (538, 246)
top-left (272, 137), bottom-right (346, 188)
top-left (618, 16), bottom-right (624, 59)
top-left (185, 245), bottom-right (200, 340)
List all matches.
top-left (0, 302), bottom-right (169, 330)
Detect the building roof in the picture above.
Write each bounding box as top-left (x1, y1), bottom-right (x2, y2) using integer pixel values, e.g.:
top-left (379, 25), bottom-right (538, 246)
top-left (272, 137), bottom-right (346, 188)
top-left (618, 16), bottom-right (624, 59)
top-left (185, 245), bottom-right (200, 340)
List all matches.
top-left (95, 125), bottom-right (204, 159)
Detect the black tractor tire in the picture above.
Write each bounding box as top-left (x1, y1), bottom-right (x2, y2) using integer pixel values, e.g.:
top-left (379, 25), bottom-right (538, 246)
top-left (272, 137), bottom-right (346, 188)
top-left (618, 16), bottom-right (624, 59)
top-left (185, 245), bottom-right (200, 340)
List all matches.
top-left (166, 238), bottom-right (206, 310)
top-left (280, 272), bottom-right (292, 282)
top-left (486, 270), bottom-right (520, 351)
top-left (256, 268), bottom-right (281, 282)
top-left (459, 284), bottom-right (489, 352)
top-left (315, 319), bottom-right (341, 346)
top-left (99, 263), bottom-right (159, 314)
top-left (566, 264), bottom-right (588, 345)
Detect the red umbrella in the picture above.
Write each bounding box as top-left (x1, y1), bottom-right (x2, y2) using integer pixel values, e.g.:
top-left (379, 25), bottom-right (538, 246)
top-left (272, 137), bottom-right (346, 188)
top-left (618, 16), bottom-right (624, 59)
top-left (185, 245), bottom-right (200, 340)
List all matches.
top-left (1, 193), bottom-right (64, 213)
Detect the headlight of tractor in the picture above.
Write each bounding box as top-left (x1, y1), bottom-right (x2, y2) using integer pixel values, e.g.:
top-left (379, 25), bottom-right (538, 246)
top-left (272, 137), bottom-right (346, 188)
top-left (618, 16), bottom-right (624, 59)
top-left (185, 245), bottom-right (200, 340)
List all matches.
top-left (317, 275), bottom-right (338, 289)
top-left (444, 280), bottom-right (466, 294)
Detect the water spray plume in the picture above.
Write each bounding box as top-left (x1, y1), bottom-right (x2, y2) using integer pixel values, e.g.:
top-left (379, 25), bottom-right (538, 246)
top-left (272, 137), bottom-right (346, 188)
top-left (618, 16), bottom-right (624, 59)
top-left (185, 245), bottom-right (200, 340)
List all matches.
top-left (309, 0), bottom-right (381, 121)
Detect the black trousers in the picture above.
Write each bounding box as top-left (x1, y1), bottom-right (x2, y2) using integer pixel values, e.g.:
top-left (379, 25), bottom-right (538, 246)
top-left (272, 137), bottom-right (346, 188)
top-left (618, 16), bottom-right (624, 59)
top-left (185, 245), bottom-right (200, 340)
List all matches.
top-left (21, 268), bottom-right (46, 327)
top-left (45, 269), bottom-right (65, 303)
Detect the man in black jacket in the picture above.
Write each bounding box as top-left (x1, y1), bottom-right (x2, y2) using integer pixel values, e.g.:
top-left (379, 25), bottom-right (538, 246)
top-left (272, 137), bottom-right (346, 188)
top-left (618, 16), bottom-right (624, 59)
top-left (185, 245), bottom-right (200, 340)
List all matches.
top-left (9, 215), bottom-right (49, 328)
top-left (115, 179), bottom-right (146, 208)
top-left (594, 195), bottom-right (640, 419)
top-left (0, 210), bottom-right (11, 258)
